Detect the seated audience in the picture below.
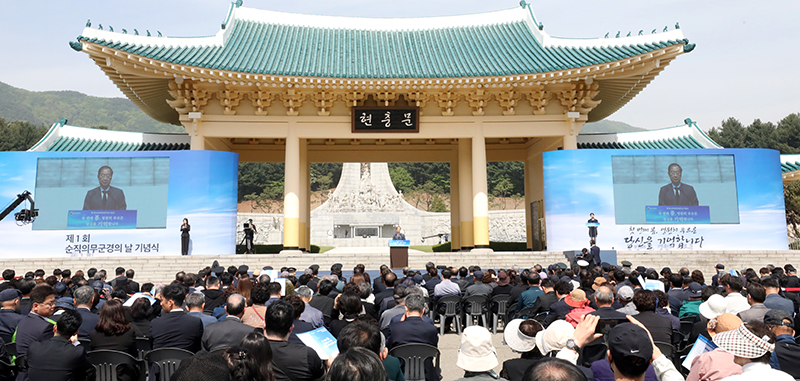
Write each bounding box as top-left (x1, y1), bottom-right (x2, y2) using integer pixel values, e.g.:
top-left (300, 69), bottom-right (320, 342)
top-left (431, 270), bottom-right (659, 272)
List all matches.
top-left (150, 283), bottom-right (203, 352)
top-left (764, 309), bottom-right (800, 377)
top-left (337, 320), bottom-right (405, 381)
top-left (712, 321), bottom-right (793, 381)
top-left (327, 347), bottom-right (388, 381)
top-left (264, 300), bottom-right (326, 381)
top-left (27, 309), bottom-right (93, 381)
top-left (501, 319), bottom-right (544, 381)
top-left (686, 313), bottom-right (743, 381)
top-left (202, 293), bottom-right (260, 352)
top-left (453, 326), bottom-right (507, 381)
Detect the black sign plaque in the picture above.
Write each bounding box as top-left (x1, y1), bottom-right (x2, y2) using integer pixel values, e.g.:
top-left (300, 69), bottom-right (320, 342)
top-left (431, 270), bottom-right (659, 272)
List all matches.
top-left (352, 107), bottom-right (419, 133)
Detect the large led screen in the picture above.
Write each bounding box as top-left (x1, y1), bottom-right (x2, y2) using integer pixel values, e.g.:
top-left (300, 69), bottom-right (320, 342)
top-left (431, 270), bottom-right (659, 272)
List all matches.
top-left (0, 150), bottom-right (238, 257)
top-left (543, 149), bottom-right (786, 251)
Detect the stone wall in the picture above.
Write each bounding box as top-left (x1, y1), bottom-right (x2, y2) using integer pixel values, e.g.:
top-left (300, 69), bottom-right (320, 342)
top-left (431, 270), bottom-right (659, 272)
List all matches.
top-left (1, 250), bottom-right (797, 285)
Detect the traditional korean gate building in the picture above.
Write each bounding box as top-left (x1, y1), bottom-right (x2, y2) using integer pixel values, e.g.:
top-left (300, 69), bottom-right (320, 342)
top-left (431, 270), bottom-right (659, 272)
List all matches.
top-left (69, 1), bottom-right (695, 252)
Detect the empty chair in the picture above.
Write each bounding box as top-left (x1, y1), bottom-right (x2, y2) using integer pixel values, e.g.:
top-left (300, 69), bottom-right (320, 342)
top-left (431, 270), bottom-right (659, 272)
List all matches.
top-left (87, 349), bottom-right (143, 381)
top-left (389, 343), bottom-right (440, 381)
top-left (144, 348), bottom-right (194, 381)
top-left (462, 295), bottom-right (489, 329)
top-left (435, 295), bottom-right (463, 336)
top-left (134, 337), bottom-right (151, 361)
top-left (490, 294), bottom-right (510, 334)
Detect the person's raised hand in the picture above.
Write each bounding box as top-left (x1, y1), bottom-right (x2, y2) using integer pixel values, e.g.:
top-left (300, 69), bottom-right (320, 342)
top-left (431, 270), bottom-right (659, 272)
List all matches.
top-left (573, 314), bottom-right (602, 348)
top-left (626, 315), bottom-right (662, 361)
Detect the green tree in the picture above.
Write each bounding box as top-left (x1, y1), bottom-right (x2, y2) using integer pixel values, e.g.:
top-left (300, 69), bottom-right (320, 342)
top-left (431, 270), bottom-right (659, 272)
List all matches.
top-left (744, 119), bottom-right (777, 150)
top-left (238, 162), bottom-right (284, 202)
top-left (707, 118), bottom-right (746, 148)
top-left (389, 166), bottom-right (415, 193)
top-left (0, 118), bottom-right (48, 151)
top-left (785, 182), bottom-right (800, 237)
top-left (428, 195), bottom-right (449, 212)
top-left (310, 163), bottom-right (342, 191)
top-left (774, 114), bottom-right (800, 154)
top-left (492, 176), bottom-right (514, 198)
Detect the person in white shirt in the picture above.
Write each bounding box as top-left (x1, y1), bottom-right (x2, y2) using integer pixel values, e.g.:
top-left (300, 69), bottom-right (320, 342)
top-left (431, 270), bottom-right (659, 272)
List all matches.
top-left (721, 276), bottom-right (750, 314)
top-left (713, 321), bottom-right (793, 381)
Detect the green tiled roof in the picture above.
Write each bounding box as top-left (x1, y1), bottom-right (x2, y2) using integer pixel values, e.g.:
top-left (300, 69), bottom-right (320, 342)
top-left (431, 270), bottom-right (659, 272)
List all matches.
top-left (47, 136), bottom-right (189, 152)
top-left (578, 136), bottom-right (706, 150)
top-left (78, 19), bottom-right (687, 79)
top-left (782, 161), bottom-right (800, 174)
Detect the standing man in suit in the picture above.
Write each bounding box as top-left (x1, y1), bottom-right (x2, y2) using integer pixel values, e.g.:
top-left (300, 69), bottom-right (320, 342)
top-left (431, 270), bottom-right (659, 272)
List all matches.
top-left (83, 165), bottom-right (127, 210)
top-left (126, 269), bottom-right (140, 293)
top-left (658, 163), bottom-right (698, 206)
top-left (150, 284), bottom-right (203, 352)
top-left (26, 309), bottom-right (93, 381)
top-left (14, 284), bottom-right (57, 359)
top-left (72, 285), bottom-right (99, 344)
top-left (201, 294), bottom-right (258, 352)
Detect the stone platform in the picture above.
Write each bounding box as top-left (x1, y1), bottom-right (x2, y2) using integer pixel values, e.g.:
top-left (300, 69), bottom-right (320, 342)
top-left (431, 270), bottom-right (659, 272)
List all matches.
top-left (0, 250), bottom-right (798, 285)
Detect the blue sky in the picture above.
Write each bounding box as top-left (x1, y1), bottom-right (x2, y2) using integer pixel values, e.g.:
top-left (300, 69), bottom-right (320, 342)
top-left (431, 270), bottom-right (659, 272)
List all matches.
top-left (2, 0), bottom-right (799, 131)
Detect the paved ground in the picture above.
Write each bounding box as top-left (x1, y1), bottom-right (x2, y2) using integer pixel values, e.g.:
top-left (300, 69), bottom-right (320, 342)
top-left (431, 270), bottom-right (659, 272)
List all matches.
top-left (325, 246), bottom-right (426, 254)
top-left (436, 324), bottom-right (516, 381)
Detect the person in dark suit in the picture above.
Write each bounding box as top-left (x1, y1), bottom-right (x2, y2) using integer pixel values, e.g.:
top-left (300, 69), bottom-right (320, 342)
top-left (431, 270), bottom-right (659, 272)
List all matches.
top-left (125, 269), bottom-right (140, 294)
top-left (27, 309), bottom-right (93, 381)
top-left (386, 294), bottom-right (438, 381)
top-left (657, 163), bottom-right (698, 206)
top-left (73, 285), bottom-right (100, 344)
top-left (83, 165), bottom-right (127, 210)
top-left (264, 300), bottom-right (326, 381)
top-left (201, 294), bottom-right (259, 352)
top-left (372, 273), bottom-right (397, 317)
top-left (180, 218), bottom-right (191, 256)
top-left (392, 226), bottom-right (405, 240)
top-left (587, 213), bottom-right (598, 245)
top-left (542, 281), bottom-right (575, 326)
top-left (0, 289), bottom-right (24, 344)
top-left (150, 284), bottom-right (203, 352)
top-left (588, 286), bottom-right (627, 320)
top-left (630, 290), bottom-right (672, 344)
top-left (589, 244), bottom-right (601, 267)
top-left (14, 284), bottom-right (57, 358)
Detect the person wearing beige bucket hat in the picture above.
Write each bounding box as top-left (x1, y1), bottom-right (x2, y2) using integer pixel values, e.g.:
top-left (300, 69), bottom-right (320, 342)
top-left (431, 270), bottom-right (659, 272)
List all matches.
top-left (500, 319), bottom-right (544, 381)
top-left (454, 326), bottom-right (507, 381)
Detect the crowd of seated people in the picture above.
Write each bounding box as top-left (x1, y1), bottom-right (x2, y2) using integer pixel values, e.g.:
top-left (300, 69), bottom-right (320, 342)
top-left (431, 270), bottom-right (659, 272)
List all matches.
top-left (0, 259), bottom-right (797, 381)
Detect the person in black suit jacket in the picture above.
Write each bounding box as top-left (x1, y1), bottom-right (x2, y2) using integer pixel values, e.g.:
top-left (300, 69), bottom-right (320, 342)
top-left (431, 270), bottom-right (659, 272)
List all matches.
top-left (630, 290), bottom-right (673, 344)
top-left (372, 273), bottom-right (397, 317)
top-left (542, 281), bottom-right (574, 326)
top-left (201, 294), bottom-right (259, 352)
top-left (14, 285), bottom-right (57, 359)
top-left (657, 163), bottom-right (699, 206)
top-left (83, 165), bottom-right (127, 210)
top-left (386, 294), bottom-right (438, 381)
top-left (150, 284), bottom-right (203, 352)
top-left (126, 270), bottom-right (140, 294)
top-left (27, 309), bottom-right (93, 381)
top-left (72, 285), bottom-right (100, 343)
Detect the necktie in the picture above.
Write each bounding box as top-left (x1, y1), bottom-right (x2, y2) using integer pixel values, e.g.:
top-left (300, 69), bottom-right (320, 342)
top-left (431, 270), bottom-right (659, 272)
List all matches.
top-left (674, 187), bottom-right (680, 205)
top-left (102, 190), bottom-right (108, 209)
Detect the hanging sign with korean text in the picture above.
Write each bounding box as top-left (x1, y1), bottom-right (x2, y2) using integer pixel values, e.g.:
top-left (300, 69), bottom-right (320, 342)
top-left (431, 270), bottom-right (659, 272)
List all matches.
top-left (352, 107), bottom-right (419, 133)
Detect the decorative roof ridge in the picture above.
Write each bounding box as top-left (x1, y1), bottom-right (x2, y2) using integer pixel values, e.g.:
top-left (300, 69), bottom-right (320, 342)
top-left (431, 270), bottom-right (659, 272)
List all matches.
top-left (28, 118), bottom-right (67, 151)
top-left (232, 5), bottom-right (527, 31)
top-left (79, 26), bottom-right (224, 48)
top-left (542, 29), bottom-right (685, 49)
top-left (577, 119), bottom-right (721, 149)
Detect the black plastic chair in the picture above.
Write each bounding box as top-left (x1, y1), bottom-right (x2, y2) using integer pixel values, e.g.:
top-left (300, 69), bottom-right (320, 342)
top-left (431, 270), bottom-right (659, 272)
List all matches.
top-left (389, 344), bottom-right (440, 381)
top-left (144, 348), bottom-right (194, 381)
top-left (134, 337), bottom-right (151, 360)
top-left (654, 341), bottom-right (675, 360)
top-left (506, 303), bottom-right (518, 323)
top-left (462, 295), bottom-right (490, 329)
top-left (0, 357), bottom-right (17, 381)
top-left (436, 295), bottom-right (463, 335)
top-left (13, 355), bottom-right (26, 371)
top-left (490, 294), bottom-right (510, 334)
top-left (87, 349), bottom-right (144, 381)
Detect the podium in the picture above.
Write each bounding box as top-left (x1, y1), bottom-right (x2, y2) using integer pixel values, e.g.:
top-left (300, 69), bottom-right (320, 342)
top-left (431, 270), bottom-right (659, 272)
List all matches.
top-left (389, 240), bottom-right (410, 269)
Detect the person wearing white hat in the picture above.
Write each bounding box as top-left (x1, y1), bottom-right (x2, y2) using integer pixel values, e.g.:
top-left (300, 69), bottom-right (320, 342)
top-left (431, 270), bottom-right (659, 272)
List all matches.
top-left (501, 319), bottom-right (544, 381)
top-left (454, 326), bottom-right (507, 381)
top-left (713, 322), bottom-right (793, 381)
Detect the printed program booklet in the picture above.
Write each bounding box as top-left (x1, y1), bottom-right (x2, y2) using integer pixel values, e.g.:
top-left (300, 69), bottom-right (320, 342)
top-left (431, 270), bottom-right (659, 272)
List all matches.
top-left (296, 327), bottom-right (339, 360)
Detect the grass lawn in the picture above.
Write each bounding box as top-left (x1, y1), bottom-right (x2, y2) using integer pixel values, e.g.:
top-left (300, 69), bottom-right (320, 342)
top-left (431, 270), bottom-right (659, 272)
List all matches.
top-left (410, 245), bottom-right (434, 252)
top-left (317, 246), bottom-right (334, 254)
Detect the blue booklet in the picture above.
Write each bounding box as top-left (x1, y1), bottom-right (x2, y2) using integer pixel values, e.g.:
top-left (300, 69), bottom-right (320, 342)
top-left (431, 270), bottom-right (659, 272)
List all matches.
top-left (681, 334), bottom-right (717, 370)
top-left (296, 327), bottom-right (339, 360)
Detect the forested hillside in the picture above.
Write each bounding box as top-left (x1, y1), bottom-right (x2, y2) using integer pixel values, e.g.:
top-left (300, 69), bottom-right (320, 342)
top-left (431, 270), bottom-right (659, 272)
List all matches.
top-left (0, 81), bottom-right (182, 133)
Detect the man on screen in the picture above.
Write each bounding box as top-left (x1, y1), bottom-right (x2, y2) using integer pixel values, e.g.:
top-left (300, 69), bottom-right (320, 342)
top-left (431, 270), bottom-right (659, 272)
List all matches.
top-left (658, 163), bottom-right (698, 206)
top-left (82, 166), bottom-right (127, 210)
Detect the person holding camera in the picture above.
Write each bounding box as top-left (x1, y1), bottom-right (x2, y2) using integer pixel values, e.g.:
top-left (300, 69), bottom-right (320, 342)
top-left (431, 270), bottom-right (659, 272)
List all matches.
top-left (243, 219), bottom-right (257, 254)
